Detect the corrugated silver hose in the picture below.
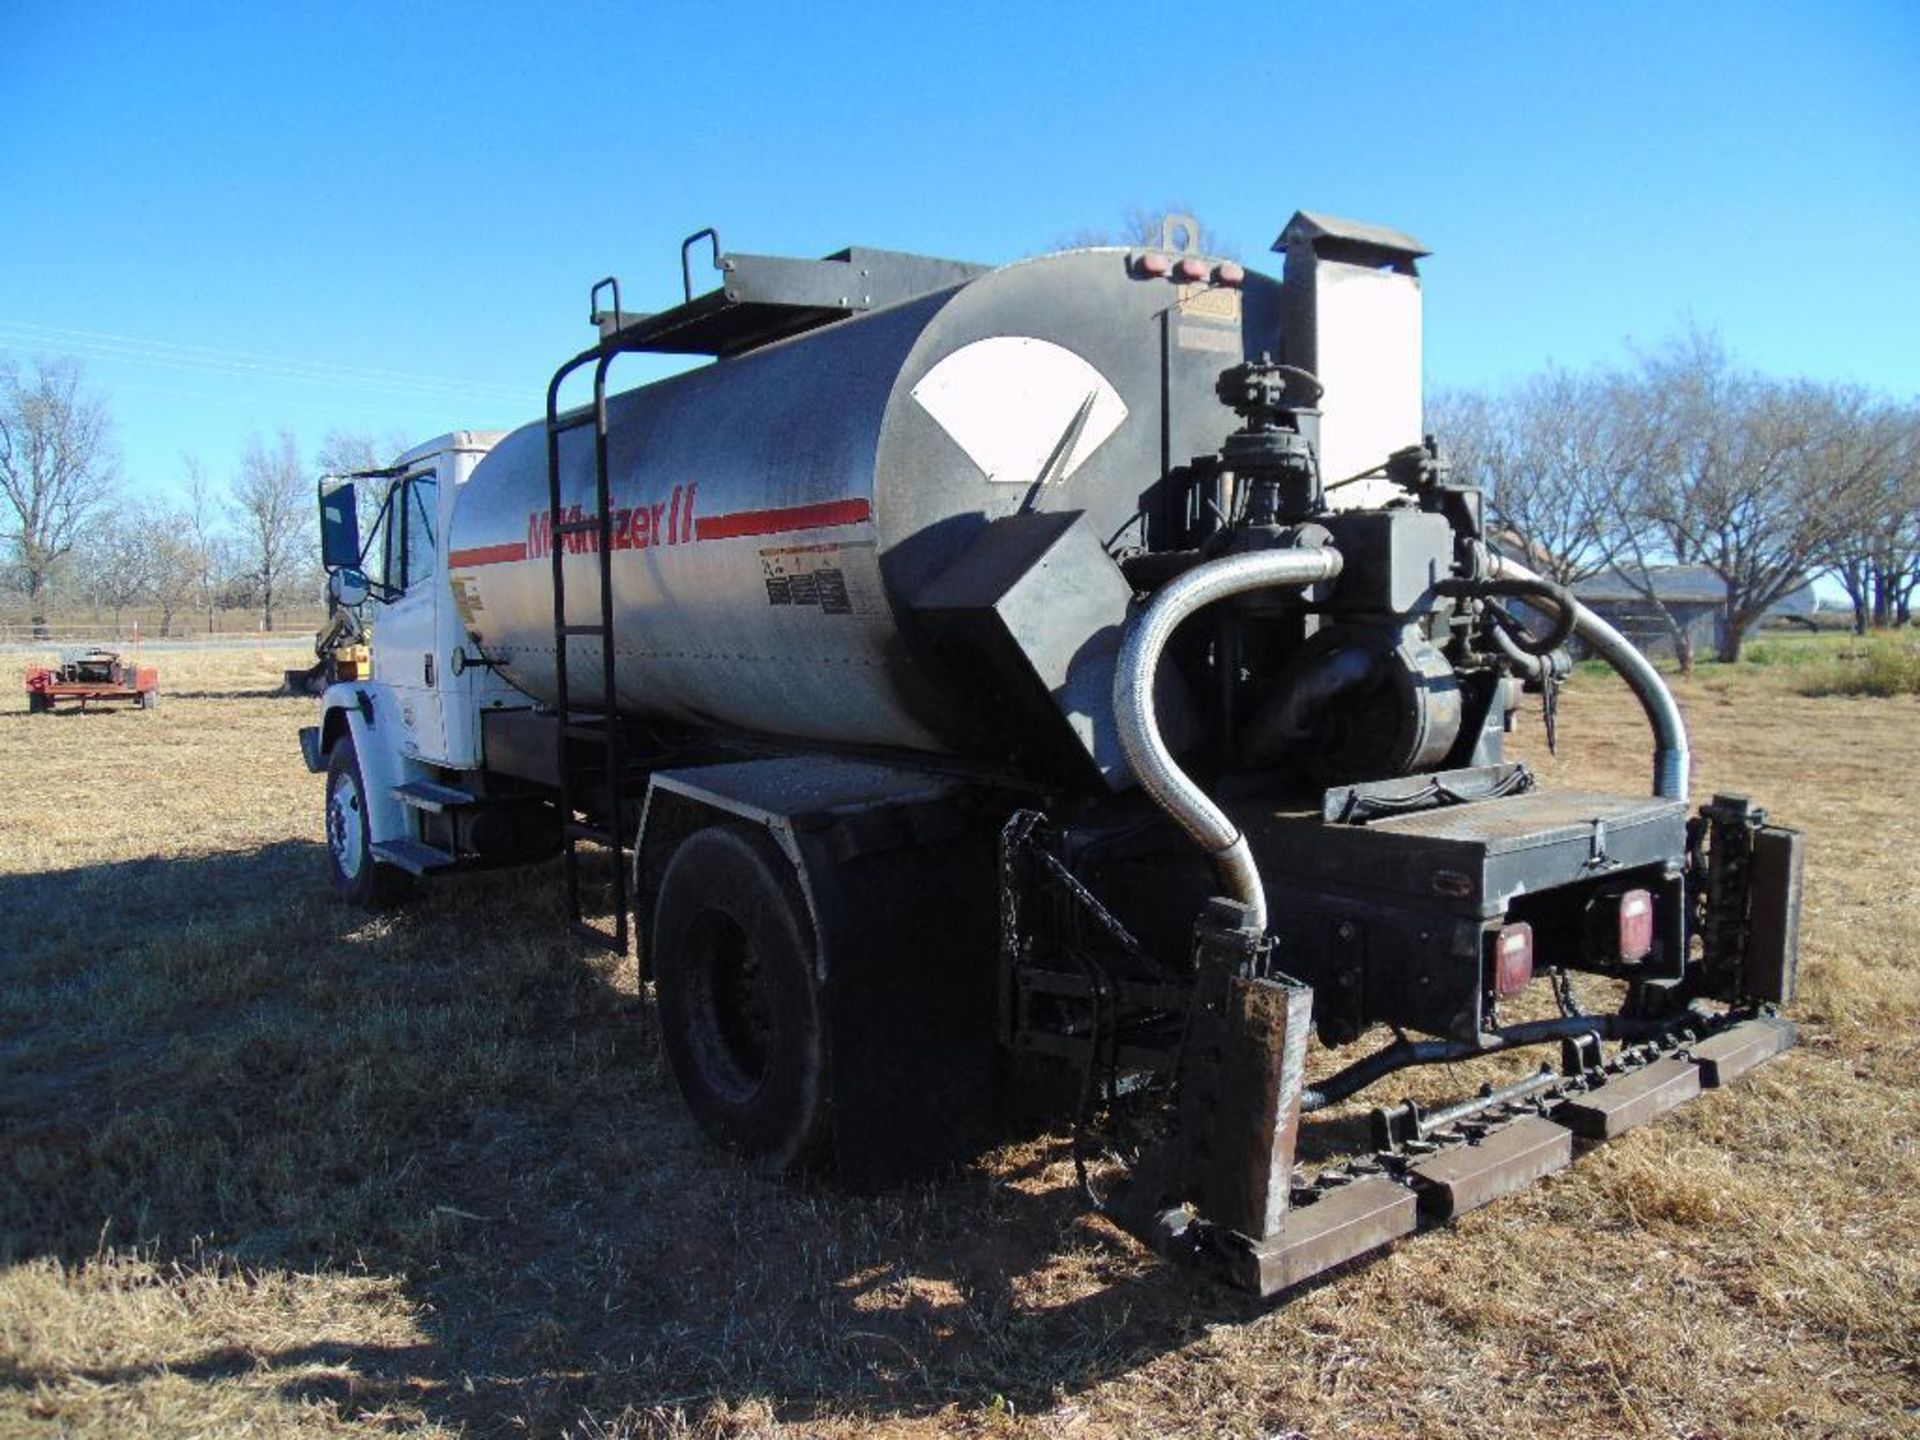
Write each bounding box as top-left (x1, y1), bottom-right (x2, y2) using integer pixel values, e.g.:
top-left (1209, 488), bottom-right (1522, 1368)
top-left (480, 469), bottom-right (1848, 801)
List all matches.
top-left (1488, 552), bottom-right (1691, 801)
top-left (1114, 547), bottom-right (1346, 933)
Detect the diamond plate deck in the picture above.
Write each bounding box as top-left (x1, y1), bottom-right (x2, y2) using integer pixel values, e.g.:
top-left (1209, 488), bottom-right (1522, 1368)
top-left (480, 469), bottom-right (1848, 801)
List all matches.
top-left (1366, 790), bottom-right (1685, 850)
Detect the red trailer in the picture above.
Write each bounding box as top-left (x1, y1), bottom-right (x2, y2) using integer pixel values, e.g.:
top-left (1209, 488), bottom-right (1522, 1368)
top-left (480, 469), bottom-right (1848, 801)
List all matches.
top-left (25, 649), bottom-right (160, 713)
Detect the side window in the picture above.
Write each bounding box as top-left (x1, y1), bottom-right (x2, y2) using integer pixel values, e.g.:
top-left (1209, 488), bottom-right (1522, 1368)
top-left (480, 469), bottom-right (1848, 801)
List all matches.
top-left (403, 476), bottom-right (439, 589)
top-left (378, 485), bottom-right (401, 595)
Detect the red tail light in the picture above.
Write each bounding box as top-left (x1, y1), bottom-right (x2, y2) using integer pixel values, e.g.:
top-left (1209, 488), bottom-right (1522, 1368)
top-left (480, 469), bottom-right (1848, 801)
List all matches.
top-left (1618, 888), bottom-right (1654, 961)
top-left (1493, 922), bottom-right (1534, 998)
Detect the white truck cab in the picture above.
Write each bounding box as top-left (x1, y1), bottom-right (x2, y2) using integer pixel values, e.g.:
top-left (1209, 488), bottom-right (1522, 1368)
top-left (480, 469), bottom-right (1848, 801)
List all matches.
top-left (300, 431), bottom-right (533, 902)
top-left (356, 431), bottom-right (518, 767)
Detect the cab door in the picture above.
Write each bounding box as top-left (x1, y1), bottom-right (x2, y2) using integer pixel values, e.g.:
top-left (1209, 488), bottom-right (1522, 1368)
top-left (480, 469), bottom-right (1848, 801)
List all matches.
top-left (373, 468), bottom-right (449, 762)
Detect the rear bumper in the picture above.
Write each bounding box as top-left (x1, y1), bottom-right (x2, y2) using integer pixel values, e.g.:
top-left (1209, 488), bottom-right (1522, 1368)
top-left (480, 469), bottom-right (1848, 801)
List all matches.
top-left (1238, 788), bottom-right (1689, 1044)
top-left (1101, 787), bottom-right (1806, 1295)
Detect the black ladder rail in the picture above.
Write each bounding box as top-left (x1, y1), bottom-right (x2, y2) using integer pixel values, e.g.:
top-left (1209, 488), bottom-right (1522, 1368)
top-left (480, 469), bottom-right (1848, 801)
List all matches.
top-left (543, 281), bottom-right (637, 952)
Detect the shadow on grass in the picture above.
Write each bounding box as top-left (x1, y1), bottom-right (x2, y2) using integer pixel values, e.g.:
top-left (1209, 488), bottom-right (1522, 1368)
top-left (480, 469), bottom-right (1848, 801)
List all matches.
top-left (0, 841), bottom-right (1283, 1434)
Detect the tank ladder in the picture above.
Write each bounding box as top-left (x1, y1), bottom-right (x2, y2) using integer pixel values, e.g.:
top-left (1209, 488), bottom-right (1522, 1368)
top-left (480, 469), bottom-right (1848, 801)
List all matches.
top-left (543, 278), bottom-right (638, 952)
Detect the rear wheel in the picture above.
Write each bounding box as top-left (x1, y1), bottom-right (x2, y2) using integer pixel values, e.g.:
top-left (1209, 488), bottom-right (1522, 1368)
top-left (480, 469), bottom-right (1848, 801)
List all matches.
top-left (651, 825), bottom-right (826, 1171)
top-left (27, 691), bottom-right (51, 714)
top-left (325, 734), bottom-right (410, 907)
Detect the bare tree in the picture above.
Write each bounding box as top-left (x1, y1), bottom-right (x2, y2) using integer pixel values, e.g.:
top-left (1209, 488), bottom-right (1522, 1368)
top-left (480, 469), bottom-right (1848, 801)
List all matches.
top-left (231, 428), bottom-right (312, 632)
top-left (1430, 370), bottom-right (1617, 585)
top-left (316, 427), bottom-right (385, 475)
top-left (145, 502), bottom-right (203, 637)
top-left (182, 454), bottom-right (233, 633)
top-left (76, 507), bottom-right (152, 633)
top-left (0, 358), bottom-right (118, 636)
top-left (1600, 334), bottom-right (1893, 662)
top-left (1826, 405), bottom-right (1920, 632)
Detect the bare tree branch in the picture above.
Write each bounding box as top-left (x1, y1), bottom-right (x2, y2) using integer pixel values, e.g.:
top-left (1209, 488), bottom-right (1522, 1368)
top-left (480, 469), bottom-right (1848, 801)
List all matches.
top-left (230, 428), bottom-right (313, 632)
top-left (0, 357), bottom-right (118, 636)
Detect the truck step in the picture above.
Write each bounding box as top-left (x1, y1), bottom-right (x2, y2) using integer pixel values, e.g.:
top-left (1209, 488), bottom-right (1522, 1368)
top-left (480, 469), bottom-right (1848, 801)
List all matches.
top-left (371, 838), bottom-right (457, 874)
top-left (1558, 1056), bottom-right (1702, 1140)
top-left (390, 780), bottom-right (476, 813)
top-left (1688, 1016), bottom-right (1797, 1087)
top-left (1407, 1115), bottom-right (1574, 1219)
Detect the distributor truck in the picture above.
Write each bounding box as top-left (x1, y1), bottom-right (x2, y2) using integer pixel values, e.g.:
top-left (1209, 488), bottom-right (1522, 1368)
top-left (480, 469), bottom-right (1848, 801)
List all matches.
top-left (299, 212), bottom-right (1803, 1294)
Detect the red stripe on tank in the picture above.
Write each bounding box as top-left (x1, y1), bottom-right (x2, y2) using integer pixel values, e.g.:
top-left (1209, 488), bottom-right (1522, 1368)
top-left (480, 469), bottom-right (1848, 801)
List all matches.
top-left (694, 497), bottom-right (872, 541)
top-left (448, 542), bottom-right (529, 567)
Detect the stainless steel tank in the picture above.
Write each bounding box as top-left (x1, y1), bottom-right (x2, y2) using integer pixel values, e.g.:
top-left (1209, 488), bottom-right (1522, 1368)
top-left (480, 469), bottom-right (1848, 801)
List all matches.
top-left (448, 248), bottom-right (1281, 756)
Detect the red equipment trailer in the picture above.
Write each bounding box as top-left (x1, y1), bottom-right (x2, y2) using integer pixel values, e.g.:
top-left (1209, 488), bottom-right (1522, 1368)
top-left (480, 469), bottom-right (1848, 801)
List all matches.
top-left (25, 648), bottom-right (160, 713)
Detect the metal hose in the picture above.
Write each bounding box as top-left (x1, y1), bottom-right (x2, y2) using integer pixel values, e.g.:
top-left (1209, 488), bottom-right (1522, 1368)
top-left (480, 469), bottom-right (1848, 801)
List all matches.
top-left (1114, 547), bottom-right (1346, 931)
top-left (1487, 552), bottom-right (1691, 801)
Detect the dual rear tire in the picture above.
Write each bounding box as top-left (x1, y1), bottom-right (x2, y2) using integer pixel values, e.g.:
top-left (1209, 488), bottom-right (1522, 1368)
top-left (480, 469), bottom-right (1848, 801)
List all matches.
top-left (650, 826), bottom-right (827, 1173)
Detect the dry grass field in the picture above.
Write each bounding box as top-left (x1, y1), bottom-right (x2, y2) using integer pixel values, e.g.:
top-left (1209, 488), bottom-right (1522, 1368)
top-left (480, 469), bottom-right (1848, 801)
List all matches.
top-left (1, 640), bottom-right (1916, 1438)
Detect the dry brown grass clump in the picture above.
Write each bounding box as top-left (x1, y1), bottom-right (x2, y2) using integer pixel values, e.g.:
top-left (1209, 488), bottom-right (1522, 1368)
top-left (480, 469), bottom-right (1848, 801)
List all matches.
top-left (1, 645), bottom-right (1916, 1437)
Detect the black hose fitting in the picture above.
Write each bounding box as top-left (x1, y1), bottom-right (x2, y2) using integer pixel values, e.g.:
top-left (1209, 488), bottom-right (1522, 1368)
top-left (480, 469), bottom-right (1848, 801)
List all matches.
top-left (1439, 574), bottom-right (1579, 657)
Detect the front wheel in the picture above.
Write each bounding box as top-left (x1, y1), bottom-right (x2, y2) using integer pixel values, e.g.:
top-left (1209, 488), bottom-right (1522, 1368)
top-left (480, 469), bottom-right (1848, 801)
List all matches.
top-left (651, 825), bottom-right (826, 1172)
top-left (325, 734), bottom-right (410, 907)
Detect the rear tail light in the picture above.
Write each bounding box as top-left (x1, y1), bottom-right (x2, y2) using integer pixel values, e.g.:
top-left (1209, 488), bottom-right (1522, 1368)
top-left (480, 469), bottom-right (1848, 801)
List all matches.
top-left (1617, 888), bottom-right (1654, 961)
top-left (1493, 922), bottom-right (1534, 998)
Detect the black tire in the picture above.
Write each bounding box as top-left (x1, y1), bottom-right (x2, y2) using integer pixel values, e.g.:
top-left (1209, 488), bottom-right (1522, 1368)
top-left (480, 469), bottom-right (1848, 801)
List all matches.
top-left (27, 691), bottom-right (51, 714)
top-left (651, 825), bottom-right (826, 1171)
top-left (324, 734), bottom-right (410, 907)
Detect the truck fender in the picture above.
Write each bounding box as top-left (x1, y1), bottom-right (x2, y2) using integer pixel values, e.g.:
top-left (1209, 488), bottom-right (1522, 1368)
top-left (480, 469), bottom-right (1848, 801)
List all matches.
top-left (631, 755), bottom-right (1001, 1190)
top-left (632, 756), bottom-right (965, 986)
top-left (308, 682), bottom-right (430, 848)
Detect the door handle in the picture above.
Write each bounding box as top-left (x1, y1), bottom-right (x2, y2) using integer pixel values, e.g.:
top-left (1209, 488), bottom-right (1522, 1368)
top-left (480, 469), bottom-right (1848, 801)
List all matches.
top-left (424, 653), bottom-right (435, 688)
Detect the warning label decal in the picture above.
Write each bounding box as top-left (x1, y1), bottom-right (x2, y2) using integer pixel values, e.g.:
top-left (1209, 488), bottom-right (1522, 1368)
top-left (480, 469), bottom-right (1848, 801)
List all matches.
top-left (759, 541), bottom-right (882, 617)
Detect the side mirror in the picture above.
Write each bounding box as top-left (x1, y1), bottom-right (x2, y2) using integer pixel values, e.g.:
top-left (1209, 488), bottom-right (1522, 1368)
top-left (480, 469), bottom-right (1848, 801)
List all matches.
top-left (328, 568), bottom-right (371, 607)
top-left (320, 480), bottom-right (362, 569)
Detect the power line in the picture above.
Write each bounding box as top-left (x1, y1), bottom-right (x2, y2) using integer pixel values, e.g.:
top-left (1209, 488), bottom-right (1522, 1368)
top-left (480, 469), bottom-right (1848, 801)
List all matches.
top-left (0, 319), bottom-right (531, 398)
top-left (0, 320), bottom-right (532, 405)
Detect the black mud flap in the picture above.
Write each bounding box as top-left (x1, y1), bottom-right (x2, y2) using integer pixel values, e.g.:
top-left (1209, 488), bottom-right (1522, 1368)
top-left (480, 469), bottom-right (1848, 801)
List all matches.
top-left (803, 817), bottom-right (1005, 1192)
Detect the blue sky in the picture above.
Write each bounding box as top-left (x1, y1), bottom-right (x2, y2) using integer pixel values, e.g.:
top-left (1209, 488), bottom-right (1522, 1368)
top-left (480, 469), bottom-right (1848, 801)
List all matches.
top-left (2, 1), bottom-right (1914, 500)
